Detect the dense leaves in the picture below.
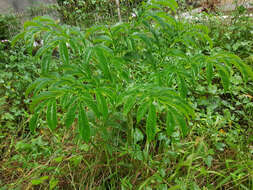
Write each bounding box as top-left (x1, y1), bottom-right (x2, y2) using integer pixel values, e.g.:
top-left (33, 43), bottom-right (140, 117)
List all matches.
top-left (12, 0), bottom-right (253, 144)
top-left (1, 0), bottom-right (253, 189)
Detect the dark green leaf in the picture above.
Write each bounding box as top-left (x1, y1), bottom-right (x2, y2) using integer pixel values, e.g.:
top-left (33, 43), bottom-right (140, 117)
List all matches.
top-left (11, 32), bottom-right (25, 46)
top-left (30, 91), bottom-right (62, 112)
top-left (166, 111), bottom-right (175, 137)
top-left (146, 103), bottom-right (157, 142)
top-left (206, 62), bottom-right (213, 85)
top-left (94, 46), bottom-right (112, 81)
top-left (65, 103), bottom-right (78, 129)
top-left (136, 101), bottom-right (149, 123)
top-left (178, 75), bottom-right (187, 98)
top-left (152, 0), bottom-right (178, 12)
top-left (173, 111), bottom-right (188, 137)
top-left (29, 113), bottom-right (39, 133)
top-left (123, 95), bottom-right (136, 116)
top-left (96, 92), bottom-right (108, 120)
top-left (84, 47), bottom-right (93, 65)
top-left (215, 64), bottom-right (230, 91)
top-left (78, 103), bottom-right (90, 142)
top-left (41, 54), bottom-right (51, 74)
top-left (59, 41), bottom-right (69, 64)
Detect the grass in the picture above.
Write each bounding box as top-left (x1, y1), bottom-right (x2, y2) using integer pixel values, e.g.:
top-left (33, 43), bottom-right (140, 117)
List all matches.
top-left (1, 107), bottom-right (252, 189)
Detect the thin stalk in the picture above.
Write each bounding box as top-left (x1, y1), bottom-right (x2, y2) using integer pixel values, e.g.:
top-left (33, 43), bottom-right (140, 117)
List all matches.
top-left (127, 111), bottom-right (133, 145)
top-left (115, 0), bottom-right (122, 22)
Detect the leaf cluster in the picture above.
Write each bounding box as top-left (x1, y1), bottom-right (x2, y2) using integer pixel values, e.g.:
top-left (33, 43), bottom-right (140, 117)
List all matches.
top-left (12, 0), bottom-right (253, 143)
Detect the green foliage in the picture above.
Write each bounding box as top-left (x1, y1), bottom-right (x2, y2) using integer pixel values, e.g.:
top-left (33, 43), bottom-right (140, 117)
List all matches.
top-left (56, 0), bottom-right (116, 26)
top-left (56, 0), bottom-right (145, 26)
top-left (0, 42), bottom-right (39, 129)
top-left (202, 5), bottom-right (253, 59)
top-left (46, 99), bottom-right (57, 131)
top-left (2, 117), bottom-right (252, 189)
top-left (146, 102), bottom-right (156, 142)
top-left (1, 1), bottom-right (253, 189)
top-left (78, 102), bottom-right (91, 142)
top-left (0, 14), bottom-right (20, 40)
top-left (12, 0), bottom-right (253, 144)
top-left (25, 3), bottom-right (58, 18)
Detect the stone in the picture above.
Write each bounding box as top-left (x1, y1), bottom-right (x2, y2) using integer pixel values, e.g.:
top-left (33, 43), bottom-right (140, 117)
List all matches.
top-left (0, 0), bottom-right (56, 14)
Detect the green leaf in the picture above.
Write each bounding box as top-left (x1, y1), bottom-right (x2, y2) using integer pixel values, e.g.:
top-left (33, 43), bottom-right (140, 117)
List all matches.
top-left (94, 46), bottom-right (112, 81)
top-left (33, 78), bottom-right (52, 95)
top-left (132, 32), bottom-right (153, 49)
top-left (85, 25), bottom-right (107, 38)
top-left (35, 40), bottom-right (58, 58)
top-left (11, 31), bottom-right (25, 46)
top-left (59, 41), bottom-right (69, 64)
top-left (41, 54), bottom-right (51, 74)
top-left (49, 178), bottom-right (59, 190)
top-left (215, 63), bottom-right (230, 91)
top-left (173, 111), bottom-right (188, 137)
top-left (23, 20), bottom-right (39, 30)
top-left (193, 32), bottom-right (213, 48)
top-left (84, 47), bottom-right (93, 65)
top-left (65, 103), bottom-right (78, 129)
top-left (31, 176), bottom-right (49, 185)
top-left (25, 79), bottom-right (41, 98)
top-left (29, 113), bottom-right (39, 133)
top-left (146, 103), bottom-right (157, 142)
top-left (111, 22), bottom-right (129, 36)
top-left (62, 94), bottom-right (77, 110)
top-left (81, 97), bottom-right (100, 118)
top-left (166, 111), bottom-right (175, 137)
top-left (136, 101), bottom-right (149, 123)
top-left (226, 54), bottom-right (253, 82)
top-left (78, 103), bottom-right (90, 142)
top-left (69, 39), bottom-right (79, 54)
top-left (34, 99), bottom-right (50, 113)
top-left (167, 49), bottom-right (187, 59)
top-left (96, 92), bottom-right (108, 120)
top-left (123, 95), bottom-right (136, 116)
top-left (81, 47), bottom-right (93, 78)
top-left (46, 99), bottom-right (57, 131)
top-left (30, 91), bottom-right (62, 112)
top-left (205, 155), bottom-right (213, 168)
top-left (206, 62), bottom-right (213, 85)
top-left (178, 75), bottom-right (187, 98)
top-left (151, 0), bottom-right (178, 12)
top-left (148, 12), bottom-right (175, 29)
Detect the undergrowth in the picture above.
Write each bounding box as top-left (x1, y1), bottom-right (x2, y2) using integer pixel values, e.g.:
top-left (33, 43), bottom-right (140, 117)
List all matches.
top-left (0, 0), bottom-right (252, 189)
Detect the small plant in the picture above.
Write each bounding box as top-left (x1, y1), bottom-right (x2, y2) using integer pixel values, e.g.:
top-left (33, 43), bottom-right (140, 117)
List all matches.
top-left (12, 0), bottom-right (253, 145)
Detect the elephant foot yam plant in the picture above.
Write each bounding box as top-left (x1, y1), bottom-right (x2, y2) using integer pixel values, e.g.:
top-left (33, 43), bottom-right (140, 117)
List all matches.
top-left (12, 0), bottom-right (253, 145)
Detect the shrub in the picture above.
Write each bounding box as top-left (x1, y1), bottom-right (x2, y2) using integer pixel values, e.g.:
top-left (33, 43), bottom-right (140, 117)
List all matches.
top-left (0, 42), bottom-right (39, 128)
top-left (56, 0), bottom-right (116, 25)
top-left (56, 0), bottom-right (145, 26)
top-left (13, 0), bottom-right (253, 144)
top-left (0, 14), bottom-right (20, 40)
top-left (199, 5), bottom-right (253, 59)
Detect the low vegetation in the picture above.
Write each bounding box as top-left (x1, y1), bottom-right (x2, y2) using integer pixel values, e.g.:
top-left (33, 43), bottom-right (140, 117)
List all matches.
top-left (0, 0), bottom-right (252, 189)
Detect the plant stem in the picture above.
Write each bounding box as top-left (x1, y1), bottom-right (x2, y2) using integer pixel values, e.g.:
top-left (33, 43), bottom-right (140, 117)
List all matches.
top-left (115, 0), bottom-right (122, 22)
top-left (127, 111), bottom-right (133, 145)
